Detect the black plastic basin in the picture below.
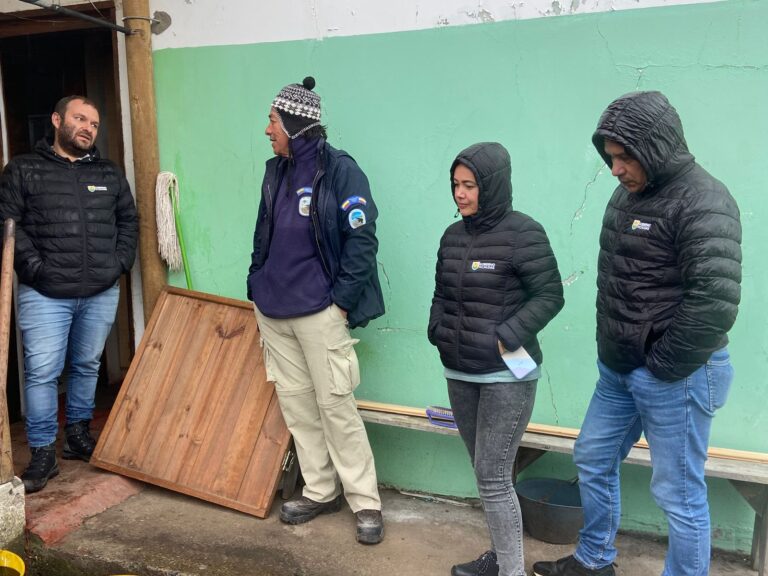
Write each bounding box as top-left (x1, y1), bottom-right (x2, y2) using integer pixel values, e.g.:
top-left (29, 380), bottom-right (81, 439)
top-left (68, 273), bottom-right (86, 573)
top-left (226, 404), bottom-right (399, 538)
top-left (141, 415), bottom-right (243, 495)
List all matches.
top-left (517, 477), bottom-right (583, 544)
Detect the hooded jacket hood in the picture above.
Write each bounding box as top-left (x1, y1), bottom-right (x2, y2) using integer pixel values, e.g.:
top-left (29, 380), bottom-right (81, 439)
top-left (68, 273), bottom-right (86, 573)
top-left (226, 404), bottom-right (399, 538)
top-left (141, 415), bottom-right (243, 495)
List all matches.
top-left (451, 142), bottom-right (512, 232)
top-left (592, 91), bottom-right (695, 191)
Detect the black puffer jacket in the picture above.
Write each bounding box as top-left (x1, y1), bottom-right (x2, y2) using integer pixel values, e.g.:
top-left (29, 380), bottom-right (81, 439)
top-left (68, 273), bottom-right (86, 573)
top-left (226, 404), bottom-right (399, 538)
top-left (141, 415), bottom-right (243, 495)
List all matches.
top-left (428, 142), bottom-right (564, 374)
top-left (592, 91), bottom-right (741, 381)
top-left (0, 139), bottom-right (138, 298)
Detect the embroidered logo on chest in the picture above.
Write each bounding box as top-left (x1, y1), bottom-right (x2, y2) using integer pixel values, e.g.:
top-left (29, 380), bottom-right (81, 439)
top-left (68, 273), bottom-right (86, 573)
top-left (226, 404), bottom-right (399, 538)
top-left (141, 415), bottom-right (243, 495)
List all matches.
top-left (631, 219), bottom-right (652, 231)
top-left (471, 261), bottom-right (496, 271)
top-left (296, 187), bottom-right (312, 217)
top-left (87, 185), bottom-right (108, 193)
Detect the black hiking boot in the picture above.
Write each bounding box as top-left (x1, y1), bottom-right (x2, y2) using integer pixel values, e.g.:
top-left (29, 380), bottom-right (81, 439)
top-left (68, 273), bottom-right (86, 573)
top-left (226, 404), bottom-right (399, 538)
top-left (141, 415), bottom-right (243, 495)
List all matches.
top-left (21, 442), bottom-right (59, 494)
top-left (451, 550), bottom-right (498, 576)
top-left (63, 420), bottom-right (96, 462)
top-left (355, 509), bottom-right (384, 544)
top-left (533, 555), bottom-right (615, 576)
top-left (279, 495), bottom-right (343, 525)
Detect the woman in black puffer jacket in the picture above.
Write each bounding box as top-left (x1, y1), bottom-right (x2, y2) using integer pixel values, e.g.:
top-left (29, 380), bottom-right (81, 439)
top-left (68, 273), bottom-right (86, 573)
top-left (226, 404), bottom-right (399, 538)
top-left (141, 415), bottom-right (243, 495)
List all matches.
top-left (429, 142), bottom-right (564, 576)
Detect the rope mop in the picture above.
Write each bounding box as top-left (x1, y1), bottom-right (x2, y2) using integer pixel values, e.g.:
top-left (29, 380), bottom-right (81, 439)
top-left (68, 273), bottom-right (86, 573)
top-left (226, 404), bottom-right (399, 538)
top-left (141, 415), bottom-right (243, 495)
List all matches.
top-left (155, 171), bottom-right (192, 289)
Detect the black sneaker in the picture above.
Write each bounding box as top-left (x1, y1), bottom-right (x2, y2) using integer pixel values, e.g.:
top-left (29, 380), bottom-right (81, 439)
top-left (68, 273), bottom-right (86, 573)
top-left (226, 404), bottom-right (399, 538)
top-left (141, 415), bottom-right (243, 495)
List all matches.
top-left (355, 509), bottom-right (384, 544)
top-left (279, 495), bottom-right (343, 525)
top-left (533, 555), bottom-right (615, 576)
top-left (63, 420), bottom-right (96, 461)
top-left (21, 443), bottom-right (59, 494)
top-left (451, 550), bottom-right (498, 576)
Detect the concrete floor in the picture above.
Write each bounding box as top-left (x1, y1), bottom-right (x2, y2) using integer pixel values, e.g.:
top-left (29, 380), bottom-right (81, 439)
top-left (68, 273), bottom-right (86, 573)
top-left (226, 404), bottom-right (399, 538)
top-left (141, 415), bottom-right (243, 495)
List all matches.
top-left (48, 486), bottom-right (756, 576)
top-left (9, 419), bottom-right (756, 575)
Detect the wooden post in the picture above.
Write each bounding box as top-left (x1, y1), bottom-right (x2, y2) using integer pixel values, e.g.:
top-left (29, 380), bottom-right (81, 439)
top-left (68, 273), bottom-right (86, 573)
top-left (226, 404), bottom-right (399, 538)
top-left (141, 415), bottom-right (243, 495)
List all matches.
top-left (0, 219), bottom-right (16, 484)
top-left (123, 0), bottom-right (166, 324)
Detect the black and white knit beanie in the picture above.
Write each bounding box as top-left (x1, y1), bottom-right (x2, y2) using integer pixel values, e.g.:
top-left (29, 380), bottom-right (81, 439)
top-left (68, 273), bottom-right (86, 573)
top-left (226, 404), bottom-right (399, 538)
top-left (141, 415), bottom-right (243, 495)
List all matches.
top-left (272, 76), bottom-right (322, 139)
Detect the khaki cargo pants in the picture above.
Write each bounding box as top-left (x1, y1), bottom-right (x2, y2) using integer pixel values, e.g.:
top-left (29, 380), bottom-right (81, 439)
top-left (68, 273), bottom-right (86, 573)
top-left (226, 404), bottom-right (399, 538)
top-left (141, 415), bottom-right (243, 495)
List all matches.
top-left (254, 303), bottom-right (381, 512)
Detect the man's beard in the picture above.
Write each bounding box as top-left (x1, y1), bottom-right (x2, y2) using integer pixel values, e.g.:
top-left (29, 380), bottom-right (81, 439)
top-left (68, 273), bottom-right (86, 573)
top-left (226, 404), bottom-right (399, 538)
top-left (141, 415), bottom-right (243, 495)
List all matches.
top-left (56, 121), bottom-right (93, 157)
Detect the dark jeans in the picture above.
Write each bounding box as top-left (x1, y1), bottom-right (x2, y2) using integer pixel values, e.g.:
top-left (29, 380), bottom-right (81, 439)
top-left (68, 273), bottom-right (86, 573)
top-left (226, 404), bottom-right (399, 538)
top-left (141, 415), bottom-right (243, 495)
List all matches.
top-left (448, 378), bottom-right (537, 576)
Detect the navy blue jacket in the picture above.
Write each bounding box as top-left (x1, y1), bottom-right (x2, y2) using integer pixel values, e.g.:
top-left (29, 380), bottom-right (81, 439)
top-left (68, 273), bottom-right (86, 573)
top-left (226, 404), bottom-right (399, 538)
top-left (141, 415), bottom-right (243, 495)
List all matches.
top-left (248, 140), bottom-right (385, 329)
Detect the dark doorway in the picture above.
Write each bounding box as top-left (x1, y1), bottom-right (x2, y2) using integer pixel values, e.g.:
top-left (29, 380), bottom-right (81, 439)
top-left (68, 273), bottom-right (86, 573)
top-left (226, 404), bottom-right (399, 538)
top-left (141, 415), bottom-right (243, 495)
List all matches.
top-left (0, 3), bottom-right (133, 423)
top-left (0, 26), bottom-right (122, 160)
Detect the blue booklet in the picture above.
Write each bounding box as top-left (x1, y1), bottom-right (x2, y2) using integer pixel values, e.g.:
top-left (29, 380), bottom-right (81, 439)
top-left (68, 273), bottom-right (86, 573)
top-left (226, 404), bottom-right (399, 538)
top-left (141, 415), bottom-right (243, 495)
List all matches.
top-left (501, 347), bottom-right (537, 379)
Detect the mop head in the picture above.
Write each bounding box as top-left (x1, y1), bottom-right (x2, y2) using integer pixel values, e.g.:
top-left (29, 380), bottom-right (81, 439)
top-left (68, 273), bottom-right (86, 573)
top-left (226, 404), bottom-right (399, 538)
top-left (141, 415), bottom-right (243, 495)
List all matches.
top-left (155, 171), bottom-right (183, 271)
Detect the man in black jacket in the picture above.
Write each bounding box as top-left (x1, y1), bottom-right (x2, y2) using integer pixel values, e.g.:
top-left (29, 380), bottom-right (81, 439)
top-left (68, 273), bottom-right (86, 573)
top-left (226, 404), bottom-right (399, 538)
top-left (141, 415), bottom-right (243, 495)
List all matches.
top-left (534, 92), bottom-right (741, 576)
top-left (247, 77), bottom-right (385, 544)
top-left (0, 96), bottom-right (138, 493)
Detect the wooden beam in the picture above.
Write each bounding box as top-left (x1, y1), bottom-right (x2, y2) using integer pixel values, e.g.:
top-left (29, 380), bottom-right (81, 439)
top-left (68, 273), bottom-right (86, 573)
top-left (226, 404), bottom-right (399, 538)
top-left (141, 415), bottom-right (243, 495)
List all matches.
top-left (122, 0), bottom-right (166, 323)
top-left (356, 399), bottom-right (768, 465)
top-left (0, 219), bottom-right (16, 483)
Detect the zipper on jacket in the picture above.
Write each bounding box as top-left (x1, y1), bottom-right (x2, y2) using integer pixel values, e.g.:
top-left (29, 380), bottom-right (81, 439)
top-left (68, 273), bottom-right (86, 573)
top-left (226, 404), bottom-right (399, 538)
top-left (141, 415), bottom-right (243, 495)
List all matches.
top-left (455, 234), bottom-right (477, 368)
top-left (263, 160), bottom-right (285, 253)
top-left (72, 162), bottom-right (90, 291)
top-left (265, 182), bottom-right (274, 241)
top-left (309, 166), bottom-right (332, 278)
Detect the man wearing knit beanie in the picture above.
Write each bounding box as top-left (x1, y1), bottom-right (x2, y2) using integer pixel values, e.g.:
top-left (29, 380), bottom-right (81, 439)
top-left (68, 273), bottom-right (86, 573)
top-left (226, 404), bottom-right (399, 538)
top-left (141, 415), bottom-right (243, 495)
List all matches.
top-left (247, 77), bottom-right (385, 544)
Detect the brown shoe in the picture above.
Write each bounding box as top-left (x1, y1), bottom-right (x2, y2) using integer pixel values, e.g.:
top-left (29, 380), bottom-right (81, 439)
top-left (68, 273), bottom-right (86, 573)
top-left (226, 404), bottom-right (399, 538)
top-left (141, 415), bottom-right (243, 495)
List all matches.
top-left (355, 509), bottom-right (384, 544)
top-left (279, 495), bottom-right (342, 525)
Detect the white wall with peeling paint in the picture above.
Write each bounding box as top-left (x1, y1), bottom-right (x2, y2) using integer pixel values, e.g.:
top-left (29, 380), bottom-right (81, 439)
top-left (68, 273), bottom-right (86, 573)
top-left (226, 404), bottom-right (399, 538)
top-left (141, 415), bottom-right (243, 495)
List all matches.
top-left (146, 0), bottom-right (724, 50)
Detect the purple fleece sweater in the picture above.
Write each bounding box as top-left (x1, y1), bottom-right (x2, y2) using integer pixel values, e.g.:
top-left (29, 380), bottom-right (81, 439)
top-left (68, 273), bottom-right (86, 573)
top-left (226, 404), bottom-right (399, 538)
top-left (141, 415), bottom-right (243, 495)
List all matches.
top-left (250, 137), bottom-right (332, 318)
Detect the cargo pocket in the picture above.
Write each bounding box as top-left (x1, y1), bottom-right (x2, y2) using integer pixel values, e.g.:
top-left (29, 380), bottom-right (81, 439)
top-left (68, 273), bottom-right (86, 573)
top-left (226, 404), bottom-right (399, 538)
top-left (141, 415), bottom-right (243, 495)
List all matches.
top-left (261, 341), bottom-right (278, 383)
top-left (328, 338), bottom-right (361, 396)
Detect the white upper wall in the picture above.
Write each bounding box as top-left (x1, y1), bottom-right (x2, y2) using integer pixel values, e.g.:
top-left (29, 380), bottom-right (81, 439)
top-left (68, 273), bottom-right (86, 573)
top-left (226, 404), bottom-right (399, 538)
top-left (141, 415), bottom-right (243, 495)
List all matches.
top-left (146, 0), bottom-right (723, 50)
top-left (0, 0), bottom-right (723, 49)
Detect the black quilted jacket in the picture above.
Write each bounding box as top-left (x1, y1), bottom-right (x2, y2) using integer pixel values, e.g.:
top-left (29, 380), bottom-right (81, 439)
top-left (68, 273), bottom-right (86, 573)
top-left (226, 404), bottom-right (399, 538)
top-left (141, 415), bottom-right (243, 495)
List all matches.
top-left (0, 139), bottom-right (138, 298)
top-left (428, 142), bottom-right (564, 374)
top-left (592, 91), bottom-right (741, 381)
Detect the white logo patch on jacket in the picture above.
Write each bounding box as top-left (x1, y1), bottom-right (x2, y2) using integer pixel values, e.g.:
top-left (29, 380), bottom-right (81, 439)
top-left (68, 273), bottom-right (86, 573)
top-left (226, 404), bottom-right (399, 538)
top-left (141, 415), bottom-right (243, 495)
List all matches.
top-left (631, 219), bottom-right (652, 231)
top-left (471, 261), bottom-right (495, 271)
top-left (296, 187), bottom-right (312, 217)
top-left (349, 208), bottom-right (366, 229)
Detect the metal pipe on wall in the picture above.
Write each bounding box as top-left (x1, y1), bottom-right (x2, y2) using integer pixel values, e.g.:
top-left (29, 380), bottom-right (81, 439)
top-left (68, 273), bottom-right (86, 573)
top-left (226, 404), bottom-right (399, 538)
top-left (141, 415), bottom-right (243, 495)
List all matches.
top-left (15, 0), bottom-right (134, 34)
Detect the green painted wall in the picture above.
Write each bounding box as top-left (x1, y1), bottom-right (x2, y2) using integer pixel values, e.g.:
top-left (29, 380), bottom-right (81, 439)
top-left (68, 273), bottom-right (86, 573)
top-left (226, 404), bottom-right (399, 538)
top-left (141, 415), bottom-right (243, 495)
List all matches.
top-left (153, 0), bottom-right (768, 552)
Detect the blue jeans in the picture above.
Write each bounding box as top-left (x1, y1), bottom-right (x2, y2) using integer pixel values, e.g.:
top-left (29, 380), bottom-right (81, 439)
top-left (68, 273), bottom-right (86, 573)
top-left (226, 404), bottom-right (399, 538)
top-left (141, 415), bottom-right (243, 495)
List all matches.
top-left (17, 283), bottom-right (120, 447)
top-left (448, 378), bottom-right (537, 576)
top-left (573, 349), bottom-right (733, 576)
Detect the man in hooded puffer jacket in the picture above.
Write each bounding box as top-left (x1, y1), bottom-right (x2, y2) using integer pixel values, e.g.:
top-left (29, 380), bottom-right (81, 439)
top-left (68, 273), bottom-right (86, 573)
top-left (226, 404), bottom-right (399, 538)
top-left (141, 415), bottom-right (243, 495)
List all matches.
top-left (534, 93), bottom-right (741, 576)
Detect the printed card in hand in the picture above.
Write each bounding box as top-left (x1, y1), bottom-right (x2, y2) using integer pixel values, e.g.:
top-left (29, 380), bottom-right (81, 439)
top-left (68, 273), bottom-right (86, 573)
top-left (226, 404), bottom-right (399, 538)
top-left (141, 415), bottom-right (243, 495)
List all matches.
top-left (502, 347), bottom-right (537, 379)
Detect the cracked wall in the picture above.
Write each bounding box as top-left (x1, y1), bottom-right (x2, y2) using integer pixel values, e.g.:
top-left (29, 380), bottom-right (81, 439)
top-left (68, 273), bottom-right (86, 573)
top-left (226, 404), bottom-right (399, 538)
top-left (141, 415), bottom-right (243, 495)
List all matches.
top-left (151, 0), bottom-right (767, 552)
top-left (146, 0), bottom-right (725, 50)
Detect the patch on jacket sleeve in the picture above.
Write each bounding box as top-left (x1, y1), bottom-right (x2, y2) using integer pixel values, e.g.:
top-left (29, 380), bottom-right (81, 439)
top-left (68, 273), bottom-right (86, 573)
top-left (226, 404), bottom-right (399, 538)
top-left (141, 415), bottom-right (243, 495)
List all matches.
top-left (340, 196), bottom-right (368, 211)
top-left (348, 208), bottom-right (367, 229)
